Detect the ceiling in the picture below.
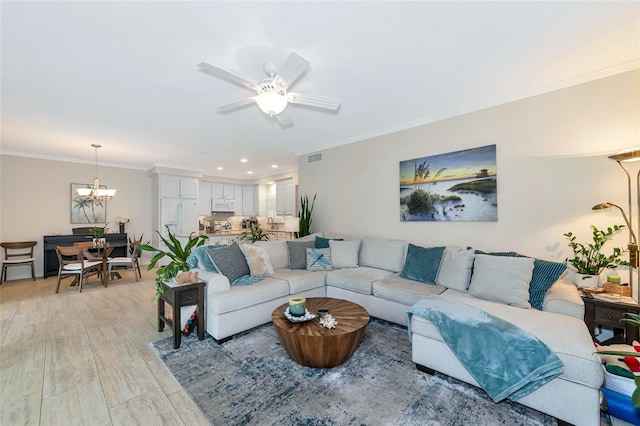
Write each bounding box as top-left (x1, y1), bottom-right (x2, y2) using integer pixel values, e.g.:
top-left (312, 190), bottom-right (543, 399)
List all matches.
top-left (1, 1), bottom-right (638, 180)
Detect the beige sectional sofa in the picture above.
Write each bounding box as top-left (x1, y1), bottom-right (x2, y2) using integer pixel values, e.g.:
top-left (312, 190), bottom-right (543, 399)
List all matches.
top-left (190, 233), bottom-right (603, 426)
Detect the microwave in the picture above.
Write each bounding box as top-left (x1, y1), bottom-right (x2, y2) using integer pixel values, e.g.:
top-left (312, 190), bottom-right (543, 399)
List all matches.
top-left (212, 200), bottom-right (235, 212)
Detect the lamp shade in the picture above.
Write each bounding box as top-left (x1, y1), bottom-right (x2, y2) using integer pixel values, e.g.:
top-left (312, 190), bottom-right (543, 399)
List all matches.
top-left (255, 92), bottom-right (287, 116)
top-left (284, 216), bottom-right (300, 233)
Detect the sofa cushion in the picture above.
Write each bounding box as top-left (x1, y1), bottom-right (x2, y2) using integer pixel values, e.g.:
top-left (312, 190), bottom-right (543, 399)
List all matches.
top-left (206, 243), bottom-right (250, 284)
top-left (411, 289), bottom-right (604, 389)
top-left (373, 275), bottom-right (446, 306)
top-left (315, 236), bottom-right (344, 248)
top-left (468, 254), bottom-right (534, 309)
top-left (186, 244), bottom-right (225, 271)
top-left (399, 244), bottom-right (445, 285)
top-left (239, 243), bottom-right (274, 276)
top-left (208, 277), bottom-right (289, 314)
top-left (286, 240), bottom-right (316, 270)
top-left (306, 248), bottom-right (332, 271)
top-left (359, 238), bottom-right (407, 272)
top-left (326, 266), bottom-right (394, 295)
top-left (330, 239), bottom-right (360, 268)
top-left (528, 259), bottom-right (568, 310)
top-left (254, 240), bottom-right (289, 270)
top-left (436, 247), bottom-right (476, 291)
top-left (271, 269), bottom-right (327, 294)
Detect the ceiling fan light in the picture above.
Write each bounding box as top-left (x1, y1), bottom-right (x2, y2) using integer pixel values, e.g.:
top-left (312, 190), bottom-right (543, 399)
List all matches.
top-left (255, 92), bottom-right (287, 116)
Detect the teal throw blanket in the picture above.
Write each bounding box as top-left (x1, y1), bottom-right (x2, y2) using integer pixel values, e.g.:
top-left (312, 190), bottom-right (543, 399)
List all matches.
top-left (407, 295), bottom-right (563, 402)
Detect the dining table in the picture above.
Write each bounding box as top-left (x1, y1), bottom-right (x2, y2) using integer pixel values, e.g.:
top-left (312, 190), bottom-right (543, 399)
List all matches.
top-left (86, 242), bottom-right (128, 287)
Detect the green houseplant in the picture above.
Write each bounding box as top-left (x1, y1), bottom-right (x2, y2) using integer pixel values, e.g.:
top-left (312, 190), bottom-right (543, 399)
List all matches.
top-left (298, 193), bottom-right (317, 238)
top-left (138, 226), bottom-right (209, 300)
top-left (239, 224), bottom-right (272, 242)
top-left (563, 224), bottom-right (628, 282)
top-left (91, 222), bottom-right (109, 238)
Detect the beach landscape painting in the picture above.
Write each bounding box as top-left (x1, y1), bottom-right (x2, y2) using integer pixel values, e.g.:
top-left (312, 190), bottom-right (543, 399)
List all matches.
top-left (400, 144), bottom-right (498, 222)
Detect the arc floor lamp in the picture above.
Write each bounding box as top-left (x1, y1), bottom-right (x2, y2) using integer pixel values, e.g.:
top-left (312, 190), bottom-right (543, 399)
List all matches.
top-left (595, 149), bottom-right (640, 297)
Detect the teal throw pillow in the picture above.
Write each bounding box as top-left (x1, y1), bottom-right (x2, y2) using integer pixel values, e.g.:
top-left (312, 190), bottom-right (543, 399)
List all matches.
top-left (400, 244), bottom-right (446, 285)
top-left (306, 248), bottom-right (332, 271)
top-left (232, 274), bottom-right (270, 286)
top-left (526, 259), bottom-right (567, 310)
top-left (186, 244), bottom-right (225, 271)
top-left (315, 236), bottom-right (344, 249)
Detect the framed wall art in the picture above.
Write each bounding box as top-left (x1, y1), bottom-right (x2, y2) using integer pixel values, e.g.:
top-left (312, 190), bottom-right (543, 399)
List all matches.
top-left (400, 144), bottom-right (497, 222)
top-left (70, 183), bottom-right (107, 224)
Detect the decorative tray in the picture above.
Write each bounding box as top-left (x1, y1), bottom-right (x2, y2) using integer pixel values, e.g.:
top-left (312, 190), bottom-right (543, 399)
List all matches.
top-left (283, 307), bottom-right (317, 323)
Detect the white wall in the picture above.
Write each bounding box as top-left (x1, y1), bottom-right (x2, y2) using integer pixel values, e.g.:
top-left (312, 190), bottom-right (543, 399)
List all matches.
top-left (299, 70), bottom-right (638, 288)
top-left (0, 155), bottom-right (152, 279)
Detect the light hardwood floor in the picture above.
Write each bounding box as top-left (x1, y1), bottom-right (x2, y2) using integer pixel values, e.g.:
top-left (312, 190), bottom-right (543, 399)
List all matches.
top-left (0, 270), bottom-right (210, 425)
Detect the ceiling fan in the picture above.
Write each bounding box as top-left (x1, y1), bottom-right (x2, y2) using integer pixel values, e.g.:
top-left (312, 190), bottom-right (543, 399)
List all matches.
top-left (198, 52), bottom-right (340, 127)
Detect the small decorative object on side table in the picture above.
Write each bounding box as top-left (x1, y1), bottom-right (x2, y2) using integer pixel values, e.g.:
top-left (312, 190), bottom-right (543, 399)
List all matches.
top-left (581, 290), bottom-right (640, 345)
top-left (158, 280), bottom-right (206, 349)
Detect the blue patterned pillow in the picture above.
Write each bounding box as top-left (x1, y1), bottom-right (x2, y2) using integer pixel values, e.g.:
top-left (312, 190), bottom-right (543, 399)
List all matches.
top-left (400, 244), bottom-right (446, 285)
top-left (306, 248), bottom-right (332, 271)
top-left (232, 274), bottom-right (270, 286)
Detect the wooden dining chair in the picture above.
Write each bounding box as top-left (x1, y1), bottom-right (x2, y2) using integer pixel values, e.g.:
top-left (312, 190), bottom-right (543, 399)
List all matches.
top-left (73, 241), bottom-right (108, 262)
top-left (54, 246), bottom-right (103, 293)
top-left (1, 241), bottom-right (37, 283)
top-left (107, 241), bottom-right (142, 282)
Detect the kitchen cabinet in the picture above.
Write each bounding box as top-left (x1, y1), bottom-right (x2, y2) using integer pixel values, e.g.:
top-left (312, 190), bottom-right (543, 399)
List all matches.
top-left (199, 181), bottom-right (213, 215)
top-left (212, 183), bottom-right (236, 200)
top-left (161, 176), bottom-right (198, 199)
top-left (276, 180), bottom-right (296, 216)
top-left (242, 185), bottom-right (258, 216)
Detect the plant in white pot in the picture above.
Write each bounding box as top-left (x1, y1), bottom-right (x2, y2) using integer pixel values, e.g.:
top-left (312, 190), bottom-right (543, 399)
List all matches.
top-left (563, 224), bottom-right (628, 287)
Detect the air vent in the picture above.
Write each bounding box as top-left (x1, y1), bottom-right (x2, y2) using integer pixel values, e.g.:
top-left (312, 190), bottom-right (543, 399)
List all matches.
top-left (308, 153), bottom-right (323, 163)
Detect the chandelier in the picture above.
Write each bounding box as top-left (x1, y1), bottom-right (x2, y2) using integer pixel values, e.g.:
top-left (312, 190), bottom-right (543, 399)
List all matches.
top-left (76, 144), bottom-right (117, 200)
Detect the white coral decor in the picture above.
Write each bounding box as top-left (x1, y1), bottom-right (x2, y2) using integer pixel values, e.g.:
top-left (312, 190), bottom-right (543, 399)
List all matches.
top-left (319, 313), bottom-right (338, 329)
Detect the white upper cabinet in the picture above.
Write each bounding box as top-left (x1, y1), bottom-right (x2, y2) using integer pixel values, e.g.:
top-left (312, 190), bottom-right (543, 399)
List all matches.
top-left (160, 176), bottom-right (198, 199)
top-left (199, 182), bottom-right (213, 215)
top-left (242, 185), bottom-right (258, 216)
top-left (212, 183), bottom-right (236, 200)
top-left (276, 179), bottom-right (296, 216)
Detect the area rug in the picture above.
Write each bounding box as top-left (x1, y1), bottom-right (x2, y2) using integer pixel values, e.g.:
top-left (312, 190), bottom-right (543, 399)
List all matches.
top-left (151, 319), bottom-right (564, 425)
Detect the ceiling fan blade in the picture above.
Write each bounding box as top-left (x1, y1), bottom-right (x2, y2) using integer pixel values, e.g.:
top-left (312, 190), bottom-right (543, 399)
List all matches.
top-left (276, 108), bottom-right (294, 128)
top-left (287, 92), bottom-right (340, 111)
top-left (216, 97), bottom-right (256, 112)
top-left (198, 62), bottom-right (257, 90)
top-left (272, 53), bottom-right (310, 90)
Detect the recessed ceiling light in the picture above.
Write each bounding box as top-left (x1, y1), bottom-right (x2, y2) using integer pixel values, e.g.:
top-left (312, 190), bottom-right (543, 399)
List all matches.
top-left (217, 166), bottom-right (223, 170)
top-left (247, 171), bottom-right (253, 175)
top-left (272, 164), bottom-right (278, 168)
top-left (240, 158), bottom-right (248, 163)
top-left (267, 181), bottom-right (275, 185)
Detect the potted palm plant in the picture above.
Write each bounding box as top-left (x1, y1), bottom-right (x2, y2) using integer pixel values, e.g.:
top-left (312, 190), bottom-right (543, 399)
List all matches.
top-left (138, 226), bottom-right (209, 300)
top-left (564, 224), bottom-right (628, 287)
top-left (298, 193), bottom-right (317, 238)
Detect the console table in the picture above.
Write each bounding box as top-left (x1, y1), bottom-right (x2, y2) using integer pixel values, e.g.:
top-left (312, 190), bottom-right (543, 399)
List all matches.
top-left (43, 233), bottom-right (127, 278)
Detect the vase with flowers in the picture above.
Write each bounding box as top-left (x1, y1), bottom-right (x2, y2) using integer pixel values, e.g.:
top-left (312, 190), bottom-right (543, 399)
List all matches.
top-left (115, 216), bottom-right (129, 233)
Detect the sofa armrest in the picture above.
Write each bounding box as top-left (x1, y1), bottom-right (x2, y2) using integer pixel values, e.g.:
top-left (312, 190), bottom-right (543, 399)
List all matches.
top-left (542, 278), bottom-right (584, 319)
top-left (191, 268), bottom-right (231, 293)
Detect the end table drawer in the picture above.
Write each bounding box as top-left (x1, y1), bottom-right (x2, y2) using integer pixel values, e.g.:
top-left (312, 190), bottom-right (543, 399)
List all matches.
top-left (180, 289), bottom-right (198, 305)
top-left (595, 307), bottom-right (624, 327)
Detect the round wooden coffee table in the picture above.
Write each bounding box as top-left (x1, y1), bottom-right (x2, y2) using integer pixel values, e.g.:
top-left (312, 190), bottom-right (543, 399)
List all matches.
top-left (271, 297), bottom-right (369, 368)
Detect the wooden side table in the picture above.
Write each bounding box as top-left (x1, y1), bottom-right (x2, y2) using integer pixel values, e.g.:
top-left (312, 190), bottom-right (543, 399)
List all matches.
top-left (582, 295), bottom-right (640, 345)
top-left (158, 280), bottom-right (206, 349)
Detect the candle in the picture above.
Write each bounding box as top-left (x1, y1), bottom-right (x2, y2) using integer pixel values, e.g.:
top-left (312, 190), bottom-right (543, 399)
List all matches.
top-left (289, 297), bottom-right (306, 317)
top-left (607, 275), bottom-right (621, 284)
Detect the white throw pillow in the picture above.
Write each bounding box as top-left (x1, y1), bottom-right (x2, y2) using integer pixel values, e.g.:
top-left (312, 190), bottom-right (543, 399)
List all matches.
top-left (359, 238), bottom-right (407, 272)
top-left (436, 247), bottom-right (476, 291)
top-left (329, 239), bottom-right (361, 268)
top-left (239, 243), bottom-right (274, 276)
top-left (253, 240), bottom-right (289, 270)
top-left (468, 254), bottom-right (534, 309)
